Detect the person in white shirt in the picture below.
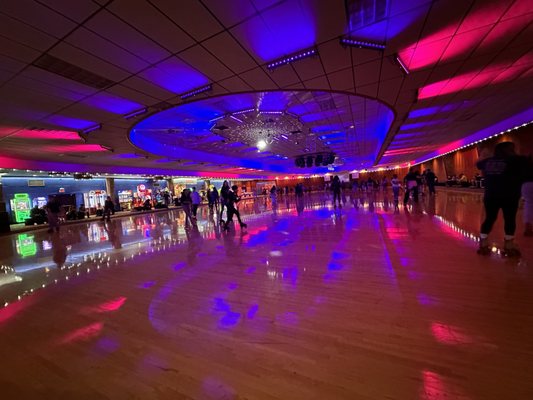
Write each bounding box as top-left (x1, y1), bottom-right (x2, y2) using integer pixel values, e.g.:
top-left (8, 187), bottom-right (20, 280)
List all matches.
top-left (191, 187), bottom-right (201, 218)
top-left (391, 174), bottom-right (401, 210)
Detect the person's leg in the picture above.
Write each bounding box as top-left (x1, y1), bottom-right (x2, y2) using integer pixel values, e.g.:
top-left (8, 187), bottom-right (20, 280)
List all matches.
top-left (413, 186), bottom-right (419, 202)
top-left (224, 207), bottom-right (235, 230)
top-left (478, 197), bottom-right (501, 254)
top-left (502, 197), bottom-right (520, 237)
top-left (522, 182), bottom-right (533, 235)
top-left (501, 196), bottom-right (521, 255)
top-left (403, 188), bottom-right (410, 205)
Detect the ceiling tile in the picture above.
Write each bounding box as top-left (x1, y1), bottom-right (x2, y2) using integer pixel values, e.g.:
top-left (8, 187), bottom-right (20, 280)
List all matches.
top-left (178, 46), bottom-right (233, 81)
top-left (85, 10), bottom-right (170, 64)
top-left (150, 0), bottom-right (225, 41)
top-left (108, 0), bottom-right (195, 54)
top-left (203, 32), bottom-right (258, 73)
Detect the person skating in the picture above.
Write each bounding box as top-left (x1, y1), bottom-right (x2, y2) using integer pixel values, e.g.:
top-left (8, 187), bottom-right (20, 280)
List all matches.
top-left (426, 169), bottom-right (437, 195)
top-left (45, 195), bottom-right (61, 233)
top-left (403, 168), bottom-right (420, 205)
top-left (477, 141), bottom-right (528, 256)
top-left (521, 156), bottom-right (533, 237)
top-left (219, 180), bottom-right (230, 224)
top-left (223, 185), bottom-right (247, 231)
top-left (191, 187), bottom-right (201, 219)
top-left (331, 175), bottom-right (342, 208)
top-left (391, 174), bottom-right (401, 210)
top-left (103, 196), bottom-right (114, 221)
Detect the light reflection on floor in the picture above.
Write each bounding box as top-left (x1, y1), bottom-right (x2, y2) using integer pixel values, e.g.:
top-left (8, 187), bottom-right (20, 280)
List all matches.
top-left (0, 190), bottom-right (532, 399)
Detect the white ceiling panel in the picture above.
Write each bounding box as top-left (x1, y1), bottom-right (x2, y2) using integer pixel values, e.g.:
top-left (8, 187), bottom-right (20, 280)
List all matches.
top-left (65, 27), bottom-right (150, 74)
top-left (39, 0), bottom-right (101, 23)
top-left (178, 46), bottom-right (233, 81)
top-left (151, 0), bottom-right (225, 41)
top-left (107, 0), bottom-right (195, 54)
top-left (85, 10), bottom-right (170, 64)
top-left (202, 0), bottom-right (257, 27)
top-left (202, 32), bottom-right (258, 73)
top-left (0, 35), bottom-right (42, 63)
top-left (2, 0), bottom-right (77, 38)
top-left (239, 67), bottom-right (278, 90)
top-left (121, 76), bottom-right (176, 101)
top-left (0, 14), bottom-right (57, 51)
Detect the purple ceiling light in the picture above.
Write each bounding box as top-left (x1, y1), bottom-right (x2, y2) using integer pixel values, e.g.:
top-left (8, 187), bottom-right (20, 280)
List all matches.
top-left (232, 108), bottom-right (256, 115)
top-left (259, 110), bottom-right (284, 115)
top-left (229, 115), bottom-right (243, 123)
top-left (180, 84), bottom-right (212, 100)
top-left (340, 37), bottom-right (385, 50)
top-left (81, 124), bottom-right (102, 134)
top-left (394, 54), bottom-right (410, 75)
top-left (266, 47), bottom-right (317, 70)
top-left (123, 107), bottom-right (148, 120)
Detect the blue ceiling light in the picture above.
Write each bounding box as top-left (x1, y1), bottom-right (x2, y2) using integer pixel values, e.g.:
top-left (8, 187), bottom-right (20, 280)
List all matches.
top-left (209, 115), bottom-right (225, 123)
top-left (180, 84), bottom-right (212, 100)
top-left (340, 37), bottom-right (385, 50)
top-left (81, 124), bottom-right (102, 134)
top-left (123, 107), bottom-right (147, 120)
top-left (266, 47), bottom-right (317, 70)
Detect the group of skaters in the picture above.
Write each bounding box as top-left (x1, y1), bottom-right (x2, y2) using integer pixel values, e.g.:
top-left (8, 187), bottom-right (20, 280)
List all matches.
top-left (329, 168), bottom-right (437, 211)
top-left (179, 181), bottom-right (247, 232)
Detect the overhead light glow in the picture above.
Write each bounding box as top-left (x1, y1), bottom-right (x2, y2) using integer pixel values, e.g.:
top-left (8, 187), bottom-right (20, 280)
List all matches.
top-left (266, 47), bottom-right (317, 70)
top-left (257, 140), bottom-right (267, 150)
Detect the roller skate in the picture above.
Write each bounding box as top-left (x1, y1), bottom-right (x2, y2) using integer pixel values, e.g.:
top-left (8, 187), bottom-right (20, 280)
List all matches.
top-left (477, 237), bottom-right (491, 255)
top-left (501, 239), bottom-right (521, 258)
top-left (240, 222), bottom-right (247, 229)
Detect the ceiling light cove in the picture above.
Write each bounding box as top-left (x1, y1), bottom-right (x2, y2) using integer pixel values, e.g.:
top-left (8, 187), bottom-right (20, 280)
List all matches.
top-left (129, 91), bottom-right (394, 175)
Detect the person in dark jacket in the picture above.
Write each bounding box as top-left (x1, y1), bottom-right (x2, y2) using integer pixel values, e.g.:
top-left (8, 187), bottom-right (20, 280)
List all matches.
top-left (403, 168), bottom-right (420, 204)
top-left (331, 175), bottom-right (342, 208)
top-left (180, 189), bottom-right (193, 227)
top-left (223, 185), bottom-right (247, 231)
top-left (103, 196), bottom-right (115, 221)
top-left (426, 169), bottom-right (437, 195)
top-left (477, 141), bottom-right (528, 256)
top-left (219, 180), bottom-right (230, 223)
top-left (521, 156), bottom-right (533, 236)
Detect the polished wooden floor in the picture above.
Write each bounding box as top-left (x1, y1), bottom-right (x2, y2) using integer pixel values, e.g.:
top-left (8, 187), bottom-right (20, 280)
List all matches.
top-left (0, 191), bottom-right (532, 399)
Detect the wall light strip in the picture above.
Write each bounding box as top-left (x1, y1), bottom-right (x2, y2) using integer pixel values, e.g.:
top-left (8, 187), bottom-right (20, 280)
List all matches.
top-left (123, 107), bottom-right (147, 120)
top-left (340, 37), bottom-right (385, 50)
top-left (180, 84), bottom-right (212, 100)
top-left (395, 55), bottom-right (410, 75)
top-left (414, 120), bottom-right (533, 166)
top-left (266, 47), bottom-right (317, 70)
top-left (81, 124), bottom-right (102, 134)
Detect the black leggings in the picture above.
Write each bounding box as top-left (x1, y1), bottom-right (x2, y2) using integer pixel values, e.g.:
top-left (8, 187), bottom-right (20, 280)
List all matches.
top-left (333, 190), bottom-right (341, 204)
top-left (226, 205), bottom-right (243, 225)
top-left (481, 196), bottom-right (520, 236)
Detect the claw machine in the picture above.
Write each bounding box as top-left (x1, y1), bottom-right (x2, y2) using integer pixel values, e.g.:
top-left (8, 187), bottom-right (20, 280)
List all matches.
top-left (11, 193), bottom-right (32, 223)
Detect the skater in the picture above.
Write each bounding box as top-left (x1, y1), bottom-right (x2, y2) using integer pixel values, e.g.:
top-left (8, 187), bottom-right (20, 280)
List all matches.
top-left (208, 186), bottom-right (219, 214)
top-left (180, 188), bottom-right (193, 227)
top-left (403, 168), bottom-right (419, 205)
top-left (103, 196), bottom-right (114, 221)
top-left (219, 180), bottom-right (230, 223)
top-left (331, 175), bottom-right (342, 208)
top-left (426, 169), bottom-right (436, 195)
top-left (477, 141), bottom-right (528, 256)
top-left (191, 187), bottom-right (201, 219)
top-left (46, 195), bottom-right (61, 233)
top-left (391, 174), bottom-right (401, 210)
top-left (522, 156), bottom-right (533, 236)
top-left (223, 185), bottom-right (247, 231)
